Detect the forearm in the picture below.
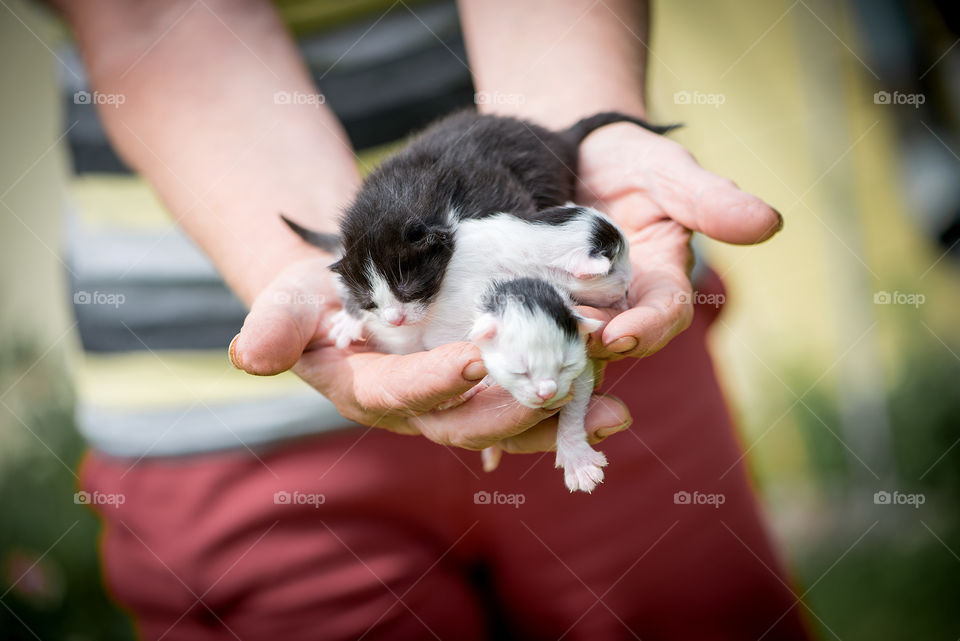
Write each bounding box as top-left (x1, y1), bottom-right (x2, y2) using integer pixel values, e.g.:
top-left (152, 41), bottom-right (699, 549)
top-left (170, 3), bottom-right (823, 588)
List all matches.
top-left (457, 0), bottom-right (649, 127)
top-left (56, 0), bottom-right (360, 304)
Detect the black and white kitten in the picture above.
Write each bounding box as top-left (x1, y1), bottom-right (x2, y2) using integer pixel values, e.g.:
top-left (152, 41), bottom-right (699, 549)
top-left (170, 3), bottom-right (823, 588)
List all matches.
top-left (468, 278), bottom-right (606, 492)
top-left (282, 110), bottom-right (675, 341)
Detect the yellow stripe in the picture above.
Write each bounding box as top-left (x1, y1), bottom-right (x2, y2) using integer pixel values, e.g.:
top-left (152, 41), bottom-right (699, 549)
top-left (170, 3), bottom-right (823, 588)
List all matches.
top-left (274, 0), bottom-right (436, 37)
top-left (76, 349), bottom-right (311, 410)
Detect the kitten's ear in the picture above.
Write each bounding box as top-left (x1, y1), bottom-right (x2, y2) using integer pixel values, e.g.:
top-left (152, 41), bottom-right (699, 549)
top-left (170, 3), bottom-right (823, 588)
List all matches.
top-left (469, 314), bottom-right (500, 344)
top-left (328, 259), bottom-right (344, 274)
top-left (403, 220), bottom-right (430, 243)
top-left (405, 220), bottom-right (452, 248)
top-left (552, 249), bottom-right (611, 280)
top-left (574, 315), bottom-right (603, 336)
top-left (424, 226), bottom-right (453, 247)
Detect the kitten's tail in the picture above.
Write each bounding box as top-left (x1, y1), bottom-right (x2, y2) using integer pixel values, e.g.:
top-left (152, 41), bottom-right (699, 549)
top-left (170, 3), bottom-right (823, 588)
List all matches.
top-left (280, 214), bottom-right (342, 253)
top-left (564, 112), bottom-right (681, 145)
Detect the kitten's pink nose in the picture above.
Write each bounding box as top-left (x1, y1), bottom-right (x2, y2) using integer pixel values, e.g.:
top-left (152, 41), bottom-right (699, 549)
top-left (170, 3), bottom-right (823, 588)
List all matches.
top-left (536, 380), bottom-right (558, 400)
top-left (384, 309), bottom-right (406, 326)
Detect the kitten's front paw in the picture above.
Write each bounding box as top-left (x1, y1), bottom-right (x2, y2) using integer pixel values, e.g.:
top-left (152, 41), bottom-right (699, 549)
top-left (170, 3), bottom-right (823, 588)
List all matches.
top-left (556, 444), bottom-right (608, 493)
top-left (329, 310), bottom-right (365, 349)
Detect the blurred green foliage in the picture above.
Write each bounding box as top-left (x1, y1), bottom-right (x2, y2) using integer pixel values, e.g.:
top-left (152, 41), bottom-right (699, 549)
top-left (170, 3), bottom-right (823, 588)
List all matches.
top-left (0, 340), bottom-right (135, 641)
top-left (784, 334), bottom-right (960, 639)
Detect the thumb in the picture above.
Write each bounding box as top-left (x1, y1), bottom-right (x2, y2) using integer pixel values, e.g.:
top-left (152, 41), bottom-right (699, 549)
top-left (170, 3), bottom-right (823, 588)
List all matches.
top-left (229, 262), bottom-right (331, 376)
top-left (652, 153), bottom-right (782, 244)
top-left (342, 342), bottom-right (487, 414)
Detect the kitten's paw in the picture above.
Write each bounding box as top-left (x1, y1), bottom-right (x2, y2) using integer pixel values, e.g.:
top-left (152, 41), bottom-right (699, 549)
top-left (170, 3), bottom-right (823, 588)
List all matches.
top-left (329, 310), bottom-right (365, 349)
top-left (556, 445), bottom-right (608, 493)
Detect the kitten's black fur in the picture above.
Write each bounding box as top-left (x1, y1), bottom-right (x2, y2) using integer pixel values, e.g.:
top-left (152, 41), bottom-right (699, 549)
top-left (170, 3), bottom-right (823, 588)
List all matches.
top-left (483, 277), bottom-right (580, 341)
top-left (588, 214), bottom-right (628, 262)
top-left (283, 110), bottom-right (678, 311)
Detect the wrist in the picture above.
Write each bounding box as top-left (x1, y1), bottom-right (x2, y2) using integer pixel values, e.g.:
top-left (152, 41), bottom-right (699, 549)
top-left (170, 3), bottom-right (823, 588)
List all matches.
top-left (459, 0), bottom-right (650, 129)
top-left (475, 90), bottom-right (647, 130)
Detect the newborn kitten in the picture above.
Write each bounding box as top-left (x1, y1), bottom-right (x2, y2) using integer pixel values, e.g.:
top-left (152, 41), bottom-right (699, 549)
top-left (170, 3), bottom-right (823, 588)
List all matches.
top-left (282, 110), bottom-right (673, 344)
top-left (468, 278), bottom-right (607, 493)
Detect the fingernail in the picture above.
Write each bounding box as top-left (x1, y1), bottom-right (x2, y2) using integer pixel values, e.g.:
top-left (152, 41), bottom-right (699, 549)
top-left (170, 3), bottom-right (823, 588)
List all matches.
top-left (596, 418), bottom-right (633, 440)
top-left (228, 334), bottom-right (243, 369)
top-left (605, 337), bottom-right (638, 354)
top-left (774, 209), bottom-right (784, 232)
top-left (462, 360), bottom-right (487, 381)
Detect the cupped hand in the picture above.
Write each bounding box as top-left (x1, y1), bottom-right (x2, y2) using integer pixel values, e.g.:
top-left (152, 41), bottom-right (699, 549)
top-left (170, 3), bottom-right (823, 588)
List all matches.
top-left (229, 257), bottom-right (631, 451)
top-left (576, 122), bottom-right (783, 360)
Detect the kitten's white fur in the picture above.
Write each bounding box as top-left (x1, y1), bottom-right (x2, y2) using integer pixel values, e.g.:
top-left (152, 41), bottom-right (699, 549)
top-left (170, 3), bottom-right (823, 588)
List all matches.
top-left (454, 208), bottom-right (632, 310)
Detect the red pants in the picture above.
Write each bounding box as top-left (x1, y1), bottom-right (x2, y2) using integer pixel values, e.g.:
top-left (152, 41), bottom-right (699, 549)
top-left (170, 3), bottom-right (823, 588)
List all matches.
top-left (81, 278), bottom-right (810, 641)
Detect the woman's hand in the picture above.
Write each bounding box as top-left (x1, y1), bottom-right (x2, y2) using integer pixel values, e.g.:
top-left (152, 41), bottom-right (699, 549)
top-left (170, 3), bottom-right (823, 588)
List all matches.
top-left (577, 122), bottom-right (783, 360)
top-left (229, 257), bottom-right (632, 452)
